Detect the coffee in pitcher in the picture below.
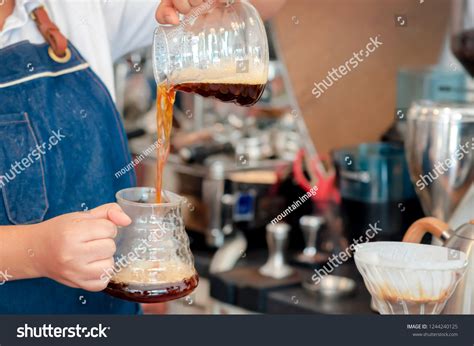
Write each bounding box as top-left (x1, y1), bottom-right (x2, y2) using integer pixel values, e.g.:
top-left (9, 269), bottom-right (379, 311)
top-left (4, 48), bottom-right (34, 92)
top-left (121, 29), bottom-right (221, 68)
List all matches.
top-left (105, 259), bottom-right (199, 303)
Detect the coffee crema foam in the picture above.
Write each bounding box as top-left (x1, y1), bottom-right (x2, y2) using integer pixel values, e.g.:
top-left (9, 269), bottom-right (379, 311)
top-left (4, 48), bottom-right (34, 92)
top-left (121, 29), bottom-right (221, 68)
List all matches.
top-left (170, 64), bottom-right (267, 85)
top-left (111, 259), bottom-right (196, 285)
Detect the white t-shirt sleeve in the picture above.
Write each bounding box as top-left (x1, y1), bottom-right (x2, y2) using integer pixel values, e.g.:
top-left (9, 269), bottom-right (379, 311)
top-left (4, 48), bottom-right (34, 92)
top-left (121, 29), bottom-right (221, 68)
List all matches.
top-left (101, 0), bottom-right (161, 61)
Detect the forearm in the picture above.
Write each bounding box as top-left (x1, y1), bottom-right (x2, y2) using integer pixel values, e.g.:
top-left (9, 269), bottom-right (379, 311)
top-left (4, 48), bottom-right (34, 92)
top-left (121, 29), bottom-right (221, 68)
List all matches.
top-left (0, 225), bottom-right (42, 282)
top-left (247, 0), bottom-right (287, 20)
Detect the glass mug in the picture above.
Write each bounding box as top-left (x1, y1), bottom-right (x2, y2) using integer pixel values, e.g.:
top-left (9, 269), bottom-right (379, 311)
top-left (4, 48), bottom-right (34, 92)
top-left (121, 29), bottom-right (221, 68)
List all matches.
top-left (104, 188), bottom-right (198, 303)
top-left (152, 0), bottom-right (269, 106)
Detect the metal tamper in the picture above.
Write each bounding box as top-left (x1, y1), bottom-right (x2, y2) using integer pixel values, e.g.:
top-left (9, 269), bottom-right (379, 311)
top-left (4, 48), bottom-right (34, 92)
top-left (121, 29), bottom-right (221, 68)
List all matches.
top-left (259, 222), bottom-right (294, 279)
top-left (296, 215), bottom-right (325, 264)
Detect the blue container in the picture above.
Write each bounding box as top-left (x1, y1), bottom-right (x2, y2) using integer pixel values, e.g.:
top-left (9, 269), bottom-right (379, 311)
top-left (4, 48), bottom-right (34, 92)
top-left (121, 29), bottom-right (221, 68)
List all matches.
top-left (333, 142), bottom-right (416, 203)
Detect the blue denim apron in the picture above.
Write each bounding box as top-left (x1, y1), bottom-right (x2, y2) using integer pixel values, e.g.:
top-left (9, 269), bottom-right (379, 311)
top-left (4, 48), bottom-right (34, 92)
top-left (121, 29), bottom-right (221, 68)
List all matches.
top-left (0, 20), bottom-right (139, 313)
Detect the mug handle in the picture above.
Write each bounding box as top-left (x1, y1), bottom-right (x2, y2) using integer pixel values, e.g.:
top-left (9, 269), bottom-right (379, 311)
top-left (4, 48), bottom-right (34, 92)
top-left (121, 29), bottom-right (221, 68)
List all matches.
top-left (402, 217), bottom-right (450, 243)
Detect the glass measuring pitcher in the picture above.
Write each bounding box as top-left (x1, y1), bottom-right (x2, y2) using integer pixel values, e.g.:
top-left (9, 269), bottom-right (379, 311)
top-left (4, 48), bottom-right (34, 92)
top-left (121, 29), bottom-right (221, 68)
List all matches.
top-left (152, 0), bottom-right (269, 106)
top-left (104, 188), bottom-right (198, 303)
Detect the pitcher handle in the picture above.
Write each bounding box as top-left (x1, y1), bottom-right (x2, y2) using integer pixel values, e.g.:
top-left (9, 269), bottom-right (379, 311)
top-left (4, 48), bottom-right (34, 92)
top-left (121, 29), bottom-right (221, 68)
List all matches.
top-left (402, 217), bottom-right (451, 243)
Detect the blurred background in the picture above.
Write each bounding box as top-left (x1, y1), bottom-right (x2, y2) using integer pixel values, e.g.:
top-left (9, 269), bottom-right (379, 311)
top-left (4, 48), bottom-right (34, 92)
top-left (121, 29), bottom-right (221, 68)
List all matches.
top-left (113, 0), bottom-right (473, 314)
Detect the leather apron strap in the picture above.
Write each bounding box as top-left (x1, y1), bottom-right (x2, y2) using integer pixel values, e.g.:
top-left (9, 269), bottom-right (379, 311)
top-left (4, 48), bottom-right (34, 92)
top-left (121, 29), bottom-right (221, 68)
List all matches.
top-left (30, 6), bottom-right (70, 62)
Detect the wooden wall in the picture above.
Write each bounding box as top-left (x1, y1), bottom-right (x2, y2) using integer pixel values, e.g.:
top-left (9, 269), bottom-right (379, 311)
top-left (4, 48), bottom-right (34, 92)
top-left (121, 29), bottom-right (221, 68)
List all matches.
top-left (272, 0), bottom-right (451, 155)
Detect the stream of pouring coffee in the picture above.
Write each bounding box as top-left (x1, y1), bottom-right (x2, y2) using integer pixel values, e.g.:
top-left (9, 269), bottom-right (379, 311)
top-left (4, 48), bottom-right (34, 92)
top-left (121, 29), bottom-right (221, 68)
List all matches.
top-left (155, 84), bottom-right (176, 203)
top-left (155, 80), bottom-right (266, 202)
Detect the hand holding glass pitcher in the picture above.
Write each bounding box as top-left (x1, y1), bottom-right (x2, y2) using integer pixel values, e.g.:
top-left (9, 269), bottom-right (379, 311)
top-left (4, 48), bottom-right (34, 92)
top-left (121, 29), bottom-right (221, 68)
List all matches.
top-left (153, 0), bottom-right (270, 106)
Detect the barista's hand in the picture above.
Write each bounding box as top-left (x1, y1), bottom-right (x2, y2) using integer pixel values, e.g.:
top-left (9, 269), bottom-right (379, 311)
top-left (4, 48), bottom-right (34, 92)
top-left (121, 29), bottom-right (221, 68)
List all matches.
top-left (155, 0), bottom-right (285, 24)
top-left (32, 204), bottom-right (131, 292)
top-left (156, 0), bottom-right (223, 25)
